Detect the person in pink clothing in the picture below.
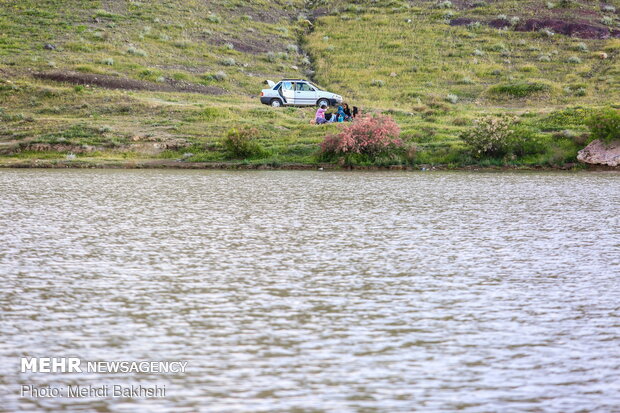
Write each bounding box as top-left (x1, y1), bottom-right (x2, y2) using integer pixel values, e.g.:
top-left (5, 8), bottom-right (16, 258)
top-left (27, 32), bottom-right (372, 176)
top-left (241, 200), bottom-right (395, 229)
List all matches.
top-left (315, 104), bottom-right (327, 124)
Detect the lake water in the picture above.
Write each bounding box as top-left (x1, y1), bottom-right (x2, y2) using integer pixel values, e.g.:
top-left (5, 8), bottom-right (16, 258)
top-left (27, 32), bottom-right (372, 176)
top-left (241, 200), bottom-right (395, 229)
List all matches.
top-left (1, 169), bottom-right (619, 412)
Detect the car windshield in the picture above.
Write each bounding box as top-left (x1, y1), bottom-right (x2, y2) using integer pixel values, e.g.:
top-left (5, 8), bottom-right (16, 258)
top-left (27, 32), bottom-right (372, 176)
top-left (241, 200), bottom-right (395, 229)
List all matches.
top-left (309, 82), bottom-right (323, 91)
top-left (273, 82), bottom-right (282, 90)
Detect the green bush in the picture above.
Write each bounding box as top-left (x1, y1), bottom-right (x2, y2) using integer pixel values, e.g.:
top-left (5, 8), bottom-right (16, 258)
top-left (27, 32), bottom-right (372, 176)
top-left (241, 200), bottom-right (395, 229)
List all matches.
top-left (207, 14), bottom-right (221, 23)
top-left (220, 57), bottom-right (236, 66)
top-left (223, 127), bottom-right (265, 158)
top-left (601, 16), bottom-right (614, 26)
top-left (433, 1), bottom-right (453, 9)
top-left (460, 115), bottom-right (545, 158)
top-left (586, 109), bottom-right (620, 143)
top-left (509, 126), bottom-right (546, 157)
top-left (200, 107), bottom-right (223, 120)
top-left (538, 107), bottom-right (592, 131)
top-left (127, 46), bottom-right (147, 57)
top-left (488, 82), bottom-right (550, 98)
top-left (460, 115), bottom-right (516, 157)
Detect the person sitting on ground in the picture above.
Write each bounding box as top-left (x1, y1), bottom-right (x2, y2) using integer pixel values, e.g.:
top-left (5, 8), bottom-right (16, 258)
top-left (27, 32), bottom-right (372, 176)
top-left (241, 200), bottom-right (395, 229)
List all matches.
top-left (315, 104), bottom-right (327, 124)
top-left (352, 106), bottom-right (359, 118)
top-left (342, 103), bottom-right (352, 121)
top-left (337, 105), bottom-right (347, 122)
top-left (325, 112), bottom-right (337, 123)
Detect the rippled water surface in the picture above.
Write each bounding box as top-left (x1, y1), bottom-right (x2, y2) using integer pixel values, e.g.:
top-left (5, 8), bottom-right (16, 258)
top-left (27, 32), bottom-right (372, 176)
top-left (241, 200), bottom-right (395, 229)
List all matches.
top-left (1, 169), bottom-right (619, 412)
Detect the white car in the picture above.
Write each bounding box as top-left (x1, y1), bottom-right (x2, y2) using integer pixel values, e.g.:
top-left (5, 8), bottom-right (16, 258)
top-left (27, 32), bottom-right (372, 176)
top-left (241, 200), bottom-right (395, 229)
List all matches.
top-left (260, 79), bottom-right (343, 107)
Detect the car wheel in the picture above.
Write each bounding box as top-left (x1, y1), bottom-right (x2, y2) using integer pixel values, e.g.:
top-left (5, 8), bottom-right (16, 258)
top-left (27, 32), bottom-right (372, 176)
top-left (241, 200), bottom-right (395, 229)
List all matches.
top-left (270, 99), bottom-right (282, 107)
top-left (317, 99), bottom-right (329, 107)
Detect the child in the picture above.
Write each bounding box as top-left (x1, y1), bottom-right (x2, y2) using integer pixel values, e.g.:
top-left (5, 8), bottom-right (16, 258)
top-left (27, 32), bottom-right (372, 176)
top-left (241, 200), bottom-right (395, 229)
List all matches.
top-left (315, 104), bottom-right (327, 124)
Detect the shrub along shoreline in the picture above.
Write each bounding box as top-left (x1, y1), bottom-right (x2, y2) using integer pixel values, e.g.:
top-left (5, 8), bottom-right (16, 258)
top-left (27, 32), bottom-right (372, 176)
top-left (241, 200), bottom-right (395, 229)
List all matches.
top-left (0, 157), bottom-right (604, 171)
top-left (2, 1), bottom-right (619, 169)
top-left (1, 106), bottom-right (617, 171)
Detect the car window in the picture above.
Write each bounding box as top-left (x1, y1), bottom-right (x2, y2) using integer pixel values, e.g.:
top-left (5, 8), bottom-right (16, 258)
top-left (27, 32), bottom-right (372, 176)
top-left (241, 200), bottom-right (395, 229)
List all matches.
top-left (296, 83), bottom-right (314, 92)
top-left (282, 82), bottom-right (293, 91)
top-left (309, 82), bottom-right (323, 91)
top-left (273, 82), bottom-right (282, 90)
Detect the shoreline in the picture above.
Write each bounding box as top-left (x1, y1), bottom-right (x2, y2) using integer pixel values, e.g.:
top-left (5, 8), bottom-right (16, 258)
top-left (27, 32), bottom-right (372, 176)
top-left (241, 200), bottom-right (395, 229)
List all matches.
top-left (0, 158), bottom-right (618, 172)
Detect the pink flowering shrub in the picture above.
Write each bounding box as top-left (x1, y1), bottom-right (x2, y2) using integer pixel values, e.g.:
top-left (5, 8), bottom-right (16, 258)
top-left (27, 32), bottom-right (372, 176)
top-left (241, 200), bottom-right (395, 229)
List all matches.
top-left (320, 114), bottom-right (402, 156)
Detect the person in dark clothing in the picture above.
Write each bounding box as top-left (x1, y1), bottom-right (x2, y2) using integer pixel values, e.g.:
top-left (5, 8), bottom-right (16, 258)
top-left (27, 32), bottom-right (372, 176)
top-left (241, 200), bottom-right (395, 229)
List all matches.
top-left (342, 103), bottom-right (352, 120)
top-left (352, 106), bottom-right (359, 118)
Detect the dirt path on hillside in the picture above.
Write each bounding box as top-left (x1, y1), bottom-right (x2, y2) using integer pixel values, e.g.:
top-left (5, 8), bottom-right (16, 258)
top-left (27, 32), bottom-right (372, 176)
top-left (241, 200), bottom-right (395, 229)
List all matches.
top-left (33, 71), bottom-right (227, 95)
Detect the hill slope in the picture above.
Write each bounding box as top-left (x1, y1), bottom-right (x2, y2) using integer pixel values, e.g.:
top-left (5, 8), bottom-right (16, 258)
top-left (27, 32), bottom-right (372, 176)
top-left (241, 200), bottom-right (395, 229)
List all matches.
top-left (1, 0), bottom-right (619, 167)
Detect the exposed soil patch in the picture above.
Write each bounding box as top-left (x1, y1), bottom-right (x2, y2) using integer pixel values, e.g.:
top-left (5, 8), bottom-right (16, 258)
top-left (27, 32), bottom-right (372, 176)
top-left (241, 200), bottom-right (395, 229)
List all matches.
top-left (449, 17), bottom-right (476, 26)
top-left (1, 139), bottom-right (191, 156)
top-left (488, 18), bottom-right (511, 29)
top-left (207, 35), bottom-right (284, 54)
top-left (234, 5), bottom-right (295, 24)
top-left (450, 17), bottom-right (619, 39)
top-left (516, 18), bottom-right (616, 39)
top-left (21, 143), bottom-right (96, 153)
top-left (311, 8), bottom-right (330, 19)
top-left (152, 65), bottom-right (209, 74)
top-left (33, 71), bottom-right (227, 95)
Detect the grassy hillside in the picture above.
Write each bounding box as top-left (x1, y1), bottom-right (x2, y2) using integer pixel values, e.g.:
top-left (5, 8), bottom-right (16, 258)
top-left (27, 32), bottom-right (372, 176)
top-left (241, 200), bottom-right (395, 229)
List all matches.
top-left (305, 0), bottom-right (620, 165)
top-left (1, 0), bottom-right (619, 167)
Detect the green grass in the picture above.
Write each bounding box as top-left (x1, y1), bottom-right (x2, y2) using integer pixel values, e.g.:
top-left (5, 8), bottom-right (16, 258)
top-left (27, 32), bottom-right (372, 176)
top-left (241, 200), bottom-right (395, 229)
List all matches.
top-left (488, 82), bottom-right (550, 98)
top-left (302, 0), bottom-right (619, 166)
top-left (1, 0), bottom-right (619, 167)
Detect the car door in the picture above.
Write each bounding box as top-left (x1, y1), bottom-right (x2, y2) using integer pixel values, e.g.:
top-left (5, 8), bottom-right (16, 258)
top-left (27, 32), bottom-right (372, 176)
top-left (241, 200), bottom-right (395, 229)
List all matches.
top-left (280, 81), bottom-right (295, 105)
top-left (295, 82), bottom-right (317, 105)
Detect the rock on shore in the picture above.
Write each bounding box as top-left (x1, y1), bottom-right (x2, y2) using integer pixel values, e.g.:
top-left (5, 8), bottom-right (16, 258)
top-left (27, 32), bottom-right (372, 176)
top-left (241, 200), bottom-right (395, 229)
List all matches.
top-left (577, 140), bottom-right (620, 167)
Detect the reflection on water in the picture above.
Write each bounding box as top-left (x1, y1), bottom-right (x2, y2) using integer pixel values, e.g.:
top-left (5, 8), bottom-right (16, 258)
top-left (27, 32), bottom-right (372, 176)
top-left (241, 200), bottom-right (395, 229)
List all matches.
top-left (1, 169), bottom-right (619, 412)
